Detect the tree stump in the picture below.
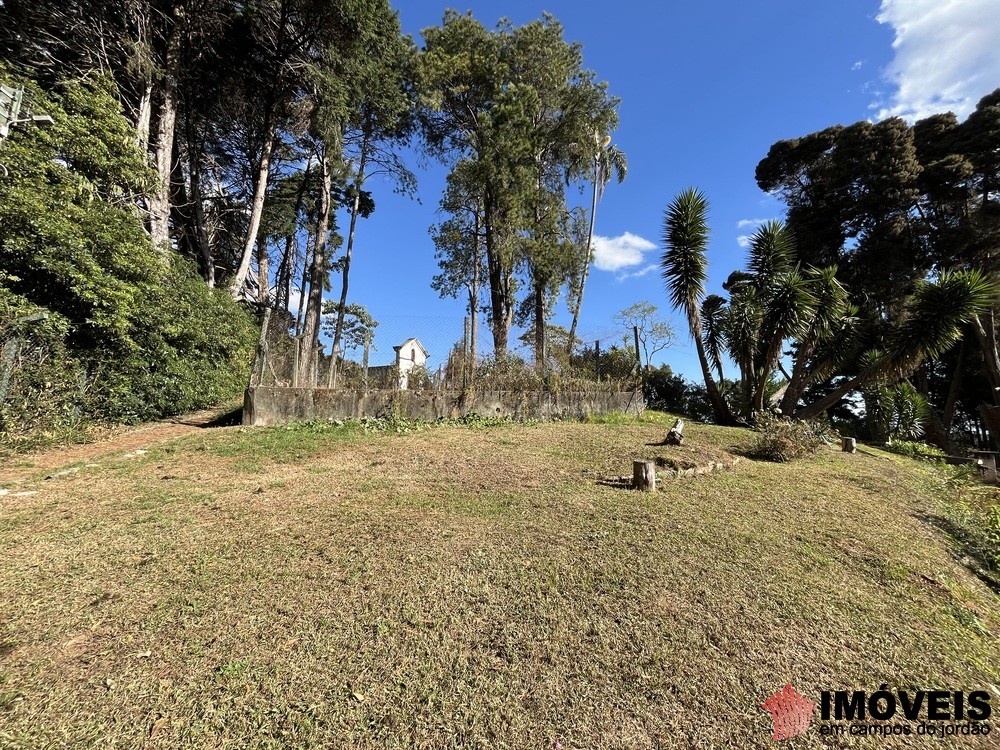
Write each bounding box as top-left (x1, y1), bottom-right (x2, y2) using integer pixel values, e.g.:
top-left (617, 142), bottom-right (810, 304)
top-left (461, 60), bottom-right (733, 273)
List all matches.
top-left (841, 437), bottom-right (857, 453)
top-left (633, 460), bottom-right (657, 491)
top-left (665, 419), bottom-right (685, 446)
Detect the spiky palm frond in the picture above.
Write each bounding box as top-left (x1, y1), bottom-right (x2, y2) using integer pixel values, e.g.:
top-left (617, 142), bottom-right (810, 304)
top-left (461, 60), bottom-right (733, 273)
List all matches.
top-left (747, 220), bottom-right (795, 287)
top-left (884, 268), bottom-right (1000, 376)
top-left (759, 268), bottom-right (818, 358)
top-left (808, 302), bottom-right (863, 383)
top-left (722, 269), bottom-right (754, 293)
top-left (597, 144), bottom-right (628, 196)
top-left (721, 285), bottom-right (761, 377)
top-left (802, 265), bottom-right (849, 344)
top-left (753, 268), bottom-right (818, 413)
top-left (701, 294), bottom-right (727, 381)
top-left (661, 187), bottom-right (710, 333)
top-left (865, 382), bottom-right (930, 441)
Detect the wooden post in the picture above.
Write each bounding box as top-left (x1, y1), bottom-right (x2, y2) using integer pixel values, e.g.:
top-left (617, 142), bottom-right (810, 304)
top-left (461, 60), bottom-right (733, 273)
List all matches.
top-left (463, 316), bottom-right (470, 390)
top-left (841, 437), bottom-right (857, 453)
top-left (252, 306), bottom-right (272, 388)
top-left (0, 338), bottom-right (21, 408)
top-left (633, 460), bottom-right (656, 491)
top-left (665, 418), bottom-right (685, 446)
top-left (333, 349), bottom-right (340, 389)
top-left (362, 338), bottom-right (370, 388)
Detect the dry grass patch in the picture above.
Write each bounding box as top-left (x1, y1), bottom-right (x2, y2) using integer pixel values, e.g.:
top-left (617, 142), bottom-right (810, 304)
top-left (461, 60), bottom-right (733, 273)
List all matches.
top-left (0, 416), bottom-right (997, 748)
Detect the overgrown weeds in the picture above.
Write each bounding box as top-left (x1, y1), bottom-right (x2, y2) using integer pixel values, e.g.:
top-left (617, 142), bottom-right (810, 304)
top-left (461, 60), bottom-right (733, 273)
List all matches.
top-left (884, 440), bottom-right (948, 460)
top-left (746, 414), bottom-right (830, 462)
top-left (938, 465), bottom-right (1000, 581)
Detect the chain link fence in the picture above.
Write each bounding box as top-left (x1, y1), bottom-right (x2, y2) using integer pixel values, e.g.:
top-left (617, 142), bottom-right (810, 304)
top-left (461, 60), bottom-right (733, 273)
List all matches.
top-left (250, 311), bottom-right (642, 395)
top-left (0, 305), bottom-right (87, 451)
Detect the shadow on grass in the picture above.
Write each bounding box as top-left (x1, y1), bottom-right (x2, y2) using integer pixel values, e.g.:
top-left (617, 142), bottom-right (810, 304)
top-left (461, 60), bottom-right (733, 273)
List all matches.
top-left (167, 407), bottom-right (243, 428)
top-left (201, 407), bottom-right (243, 428)
top-left (916, 510), bottom-right (1000, 595)
top-left (595, 477), bottom-right (634, 490)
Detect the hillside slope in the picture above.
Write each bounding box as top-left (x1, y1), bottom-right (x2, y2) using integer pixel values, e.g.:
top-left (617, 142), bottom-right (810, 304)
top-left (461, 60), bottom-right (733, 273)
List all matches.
top-left (1, 414), bottom-right (997, 748)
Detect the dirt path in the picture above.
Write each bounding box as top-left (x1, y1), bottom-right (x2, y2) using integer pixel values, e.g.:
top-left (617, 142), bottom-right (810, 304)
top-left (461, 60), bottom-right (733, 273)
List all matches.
top-left (1, 407), bottom-right (236, 486)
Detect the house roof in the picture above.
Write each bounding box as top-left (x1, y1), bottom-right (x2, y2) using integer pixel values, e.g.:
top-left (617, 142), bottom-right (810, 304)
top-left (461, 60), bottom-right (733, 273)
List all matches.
top-left (392, 337), bottom-right (429, 359)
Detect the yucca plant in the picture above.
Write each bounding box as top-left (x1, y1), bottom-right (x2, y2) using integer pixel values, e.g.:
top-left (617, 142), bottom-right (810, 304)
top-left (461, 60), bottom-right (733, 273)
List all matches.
top-left (660, 188), bottom-right (738, 425)
top-left (795, 269), bottom-right (1000, 420)
top-left (865, 382), bottom-right (930, 442)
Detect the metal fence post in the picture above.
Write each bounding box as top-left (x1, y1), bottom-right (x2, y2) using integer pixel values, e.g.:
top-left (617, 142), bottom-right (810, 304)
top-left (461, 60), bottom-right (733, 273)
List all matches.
top-left (0, 338), bottom-right (21, 407)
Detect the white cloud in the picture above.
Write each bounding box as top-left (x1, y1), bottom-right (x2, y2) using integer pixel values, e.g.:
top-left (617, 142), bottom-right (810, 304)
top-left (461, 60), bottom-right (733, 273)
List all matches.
top-left (876, 0), bottom-right (1000, 121)
top-left (736, 217), bottom-right (777, 249)
top-left (615, 263), bottom-right (658, 282)
top-left (592, 232), bottom-right (656, 272)
top-left (852, 60), bottom-right (865, 71)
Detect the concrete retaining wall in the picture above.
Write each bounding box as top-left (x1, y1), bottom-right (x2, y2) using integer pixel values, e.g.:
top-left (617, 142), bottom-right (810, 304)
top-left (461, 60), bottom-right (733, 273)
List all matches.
top-left (243, 386), bottom-right (643, 426)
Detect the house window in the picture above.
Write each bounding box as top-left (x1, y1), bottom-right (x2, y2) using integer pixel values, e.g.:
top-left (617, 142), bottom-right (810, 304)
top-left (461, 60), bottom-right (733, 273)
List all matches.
top-left (411, 347), bottom-right (416, 362)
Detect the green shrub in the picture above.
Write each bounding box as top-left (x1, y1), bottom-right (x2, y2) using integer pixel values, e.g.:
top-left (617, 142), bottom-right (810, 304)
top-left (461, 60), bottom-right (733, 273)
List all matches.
top-left (942, 476), bottom-right (1000, 577)
top-left (0, 72), bottom-right (258, 440)
top-left (0, 288), bottom-right (89, 451)
top-left (747, 415), bottom-right (826, 462)
top-left (864, 382), bottom-right (931, 442)
top-left (884, 440), bottom-right (947, 460)
top-left (85, 258), bottom-right (257, 423)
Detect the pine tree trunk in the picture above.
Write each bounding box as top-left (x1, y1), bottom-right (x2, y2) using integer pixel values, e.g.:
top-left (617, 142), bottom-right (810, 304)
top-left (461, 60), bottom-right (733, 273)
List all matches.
top-left (972, 312), bottom-right (1000, 405)
top-left (275, 160), bottom-right (313, 312)
top-left (299, 153), bottom-right (331, 384)
top-left (942, 340), bottom-right (964, 430)
top-left (188, 143), bottom-right (215, 288)
top-left (533, 281), bottom-right (546, 370)
top-left (331, 136), bottom-right (369, 365)
top-left (230, 114), bottom-right (276, 298)
top-left (471, 211), bottom-right (481, 364)
top-left (256, 238), bottom-right (269, 307)
top-left (136, 82), bottom-right (153, 153)
top-left (295, 234), bottom-right (312, 337)
top-left (567, 156), bottom-right (600, 356)
top-left (148, 21), bottom-right (182, 254)
top-left (484, 193), bottom-right (510, 357)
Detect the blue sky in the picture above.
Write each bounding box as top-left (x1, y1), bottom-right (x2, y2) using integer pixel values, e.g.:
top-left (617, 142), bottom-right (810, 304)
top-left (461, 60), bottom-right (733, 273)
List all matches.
top-left (330, 1), bottom-right (1000, 375)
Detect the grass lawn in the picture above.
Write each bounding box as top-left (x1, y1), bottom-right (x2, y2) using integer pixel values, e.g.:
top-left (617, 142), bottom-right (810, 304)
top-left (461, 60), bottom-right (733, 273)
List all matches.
top-left (1, 413), bottom-right (998, 748)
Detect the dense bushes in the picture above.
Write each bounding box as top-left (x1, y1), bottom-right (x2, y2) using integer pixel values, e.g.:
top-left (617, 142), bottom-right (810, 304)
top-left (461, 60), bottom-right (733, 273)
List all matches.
top-left (0, 289), bottom-right (85, 449)
top-left (1, 260), bottom-right (257, 451)
top-left (84, 259), bottom-right (257, 423)
top-left (0, 72), bottom-right (257, 450)
top-left (747, 415), bottom-right (830, 462)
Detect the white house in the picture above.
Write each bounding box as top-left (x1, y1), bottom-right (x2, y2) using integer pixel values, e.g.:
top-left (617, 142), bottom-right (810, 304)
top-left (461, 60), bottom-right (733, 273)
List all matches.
top-left (394, 337), bottom-right (429, 389)
top-left (369, 337), bottom-right (429, 389)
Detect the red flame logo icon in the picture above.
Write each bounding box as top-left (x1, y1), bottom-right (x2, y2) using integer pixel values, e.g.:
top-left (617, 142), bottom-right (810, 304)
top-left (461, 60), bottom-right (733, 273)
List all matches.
top-left (761, 684), bottom-right (815, 740)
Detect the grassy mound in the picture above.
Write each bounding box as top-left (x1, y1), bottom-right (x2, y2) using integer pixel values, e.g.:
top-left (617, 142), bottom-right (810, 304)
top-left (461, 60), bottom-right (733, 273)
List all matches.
top-left (0, 415), bottom-right (997, 747)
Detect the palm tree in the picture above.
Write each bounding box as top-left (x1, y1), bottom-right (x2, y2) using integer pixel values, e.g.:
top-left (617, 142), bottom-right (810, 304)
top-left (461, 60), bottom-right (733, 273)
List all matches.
top-left (706, 222), bottom-right (841, 420)
top-left (566, 132), bottom-right (627, 356)
top-left (744, 222), bottom-right (816, 415)
top-left (777, 266), bottom-right (853, 415)
top-left (660, 188), bottom-right (739, 425)
top-left (794, 269), bottom-right (1000, 419)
